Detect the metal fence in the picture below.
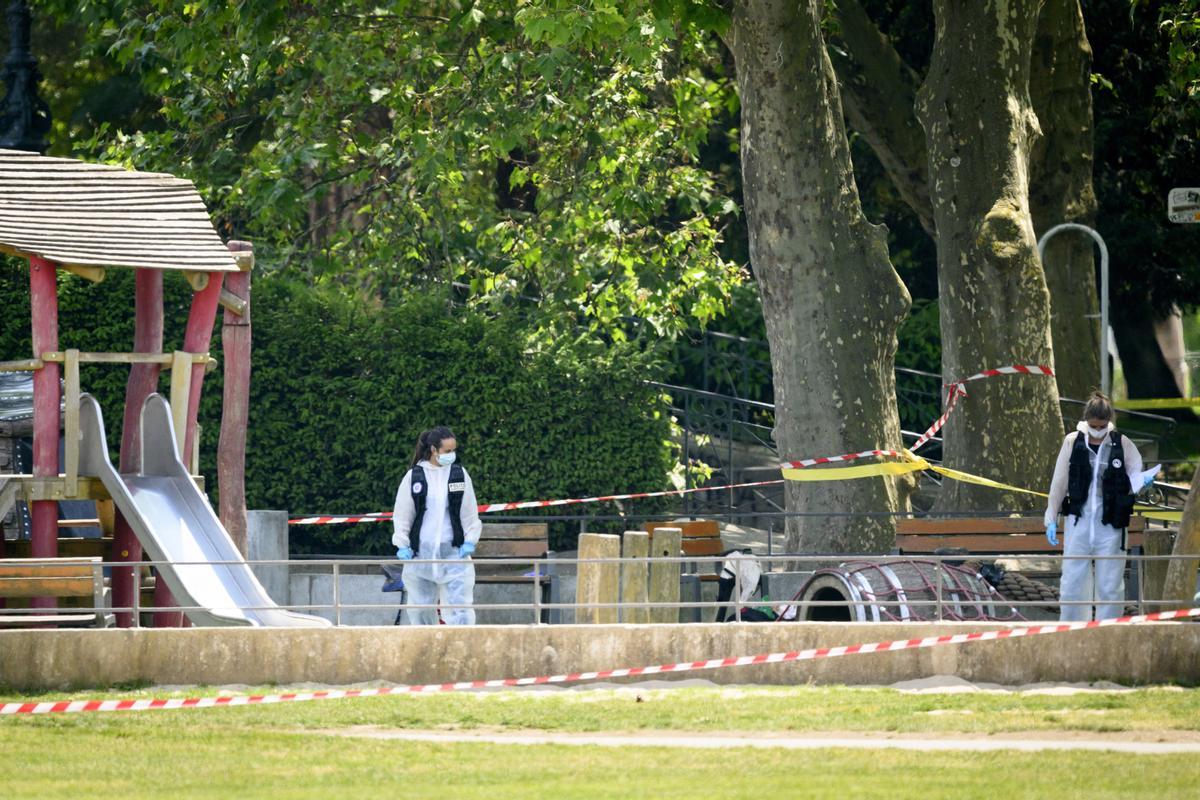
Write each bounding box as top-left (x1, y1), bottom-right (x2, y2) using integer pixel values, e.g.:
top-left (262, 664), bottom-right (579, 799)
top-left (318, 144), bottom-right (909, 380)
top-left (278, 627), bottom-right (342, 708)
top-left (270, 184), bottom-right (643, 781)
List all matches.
top-left (4, 553), bottom-right (1197, 627)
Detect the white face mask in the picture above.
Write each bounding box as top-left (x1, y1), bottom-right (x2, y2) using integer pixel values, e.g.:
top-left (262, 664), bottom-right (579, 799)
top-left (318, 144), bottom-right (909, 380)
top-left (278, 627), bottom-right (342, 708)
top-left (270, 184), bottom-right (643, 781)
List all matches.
top-left (436, 452), bottom-right (457, 467)
top-left (1087, 424), bottom-right (1108, 439)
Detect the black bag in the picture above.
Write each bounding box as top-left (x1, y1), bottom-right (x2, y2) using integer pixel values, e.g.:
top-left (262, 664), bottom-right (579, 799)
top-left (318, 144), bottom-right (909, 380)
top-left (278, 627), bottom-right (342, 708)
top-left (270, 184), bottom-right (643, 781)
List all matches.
top-left (380, 563), bottom-right (405, 593)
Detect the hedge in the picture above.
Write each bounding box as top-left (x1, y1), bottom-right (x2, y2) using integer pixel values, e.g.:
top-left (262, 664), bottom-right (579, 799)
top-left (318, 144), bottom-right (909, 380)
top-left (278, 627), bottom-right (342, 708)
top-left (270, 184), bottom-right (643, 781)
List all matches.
top-left (0, 263), bottom-right (674, 553)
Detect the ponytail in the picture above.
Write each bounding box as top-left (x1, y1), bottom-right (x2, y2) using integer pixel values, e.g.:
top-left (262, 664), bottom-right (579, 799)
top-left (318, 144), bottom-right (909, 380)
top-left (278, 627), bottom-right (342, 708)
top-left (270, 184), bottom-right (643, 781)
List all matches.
top-left (1083, 391), bottom-right (1114, 423)
top-left (410, 426), bottom-right (456, 468)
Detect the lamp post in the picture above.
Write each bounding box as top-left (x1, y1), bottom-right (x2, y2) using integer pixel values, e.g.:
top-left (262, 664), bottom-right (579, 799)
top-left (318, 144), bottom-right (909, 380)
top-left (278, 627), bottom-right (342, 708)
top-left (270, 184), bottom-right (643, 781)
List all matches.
top-left (0, 0), bottom-right (50, 153)
top-left (1037, 223), bottom-right (1110, 396)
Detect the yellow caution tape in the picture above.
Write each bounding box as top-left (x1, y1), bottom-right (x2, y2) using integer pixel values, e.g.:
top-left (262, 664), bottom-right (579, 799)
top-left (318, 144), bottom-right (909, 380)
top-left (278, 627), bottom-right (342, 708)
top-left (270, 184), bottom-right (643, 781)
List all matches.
top-left (925, 464), bottom-right (1048, 497)
top-left (781, 459), bottom-right (927, 481)
top-left (782, 451), bottom-right (1184, 521)
top-left (1117, 397), bottom-right (1200, 410)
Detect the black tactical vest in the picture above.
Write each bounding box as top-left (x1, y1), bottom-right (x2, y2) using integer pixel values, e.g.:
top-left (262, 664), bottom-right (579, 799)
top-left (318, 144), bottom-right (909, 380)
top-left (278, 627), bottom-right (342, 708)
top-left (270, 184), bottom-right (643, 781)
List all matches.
top-left (408, 463), bottom-right (466, 551)
top-left (1061, 430), bottom-right (1134, 529)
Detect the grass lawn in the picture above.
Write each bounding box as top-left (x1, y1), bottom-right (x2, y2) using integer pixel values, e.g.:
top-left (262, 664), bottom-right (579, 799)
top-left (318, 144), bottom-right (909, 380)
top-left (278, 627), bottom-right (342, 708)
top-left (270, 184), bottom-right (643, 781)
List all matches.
top-left (4, 685), bottom-right (1200, 798)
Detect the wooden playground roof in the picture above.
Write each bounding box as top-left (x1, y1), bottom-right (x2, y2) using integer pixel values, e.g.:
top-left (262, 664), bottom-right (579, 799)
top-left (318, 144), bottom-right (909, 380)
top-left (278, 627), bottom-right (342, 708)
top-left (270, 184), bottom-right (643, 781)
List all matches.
top-left (0, 149), bottom-right (237, 273)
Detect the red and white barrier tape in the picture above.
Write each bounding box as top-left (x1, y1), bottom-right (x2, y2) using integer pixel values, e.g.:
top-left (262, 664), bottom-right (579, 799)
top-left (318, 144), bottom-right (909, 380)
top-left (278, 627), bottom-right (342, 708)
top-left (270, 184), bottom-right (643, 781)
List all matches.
top-left (2, 606), bottom-right (1193, 716)
top-left (779, 364), bottom-right (1053, 465)
top-left (289, 478), bottom-right (787, 525)
top-left (289, 363), bottom-right (1054, 525)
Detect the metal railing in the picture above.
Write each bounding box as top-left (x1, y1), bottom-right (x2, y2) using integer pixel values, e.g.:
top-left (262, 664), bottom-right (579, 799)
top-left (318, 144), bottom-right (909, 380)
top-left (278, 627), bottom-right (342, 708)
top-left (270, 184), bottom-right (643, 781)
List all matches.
top-left (3, 553), bottom-right (1197, 627)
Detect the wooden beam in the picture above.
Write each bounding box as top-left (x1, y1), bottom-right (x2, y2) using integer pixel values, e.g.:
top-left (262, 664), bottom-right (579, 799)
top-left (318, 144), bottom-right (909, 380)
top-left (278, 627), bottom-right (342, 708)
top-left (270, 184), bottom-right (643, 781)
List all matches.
top-left (218, 287), bottom-right (247, 316)
top-left (183, 270), bottom-right (209, 292)
top-left (0, 358), bottom-right (42, 372)
top-left (63, 349), bottom-right (81, 497)
top-left (58, 263), bottom-right (106, 283)
top-left (168, 350), bottom-right (192, 456)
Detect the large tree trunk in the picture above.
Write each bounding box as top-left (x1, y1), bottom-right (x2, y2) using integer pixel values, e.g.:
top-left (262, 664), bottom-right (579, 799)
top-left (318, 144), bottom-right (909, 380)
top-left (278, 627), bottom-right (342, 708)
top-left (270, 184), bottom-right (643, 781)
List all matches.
top-left (917, 0), bottom-right (1063, 511)
top-left (831, 0), bottom-right (1100, 403)
top-left (1164, 462), bottom-right (1200, 609)
top-left (1029, 0), bottom-right (1101, 402)
top-left (726, 0), bottom-right (913, 553)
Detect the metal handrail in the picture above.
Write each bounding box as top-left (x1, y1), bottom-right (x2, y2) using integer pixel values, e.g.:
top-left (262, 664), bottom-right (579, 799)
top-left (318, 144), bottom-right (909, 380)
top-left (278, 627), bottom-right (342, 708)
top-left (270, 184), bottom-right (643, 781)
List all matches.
top-left (6, 553), bottom-right (1196, 626)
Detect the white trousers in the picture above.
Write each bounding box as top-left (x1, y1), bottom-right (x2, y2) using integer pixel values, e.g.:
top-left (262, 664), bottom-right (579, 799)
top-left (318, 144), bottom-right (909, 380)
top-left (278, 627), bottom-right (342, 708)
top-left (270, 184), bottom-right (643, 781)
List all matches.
top-left (1060, 515), bottom-right (1125, 622)
top-left (402, 559), bottom-right (476, 625)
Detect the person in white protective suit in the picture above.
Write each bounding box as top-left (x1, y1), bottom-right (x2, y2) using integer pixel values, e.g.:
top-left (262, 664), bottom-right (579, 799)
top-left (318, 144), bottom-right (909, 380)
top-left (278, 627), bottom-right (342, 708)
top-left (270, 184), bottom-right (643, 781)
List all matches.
top-left (1044, 392), bottom-right (1153, 621)
top-left (392, 426), bottom-right (482, 625)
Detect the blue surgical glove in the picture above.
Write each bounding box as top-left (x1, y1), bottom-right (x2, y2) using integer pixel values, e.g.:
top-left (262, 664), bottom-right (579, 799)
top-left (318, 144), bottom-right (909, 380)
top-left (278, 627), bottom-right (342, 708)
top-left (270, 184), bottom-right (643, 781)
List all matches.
top-left (1142, 474), bottom-right (1156, 489)
top-left (1045, 521), bottom-right (1058, 547)
top-left (396, 547), bottom-right (413, 560)
top-left (460, 542), bottom-right (476, 558)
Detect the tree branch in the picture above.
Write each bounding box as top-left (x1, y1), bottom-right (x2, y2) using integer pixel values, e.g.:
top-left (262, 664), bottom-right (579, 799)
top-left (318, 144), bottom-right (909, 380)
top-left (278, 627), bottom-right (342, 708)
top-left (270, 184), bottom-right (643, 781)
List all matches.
top-left (827, 0), bottom-right (934, 235)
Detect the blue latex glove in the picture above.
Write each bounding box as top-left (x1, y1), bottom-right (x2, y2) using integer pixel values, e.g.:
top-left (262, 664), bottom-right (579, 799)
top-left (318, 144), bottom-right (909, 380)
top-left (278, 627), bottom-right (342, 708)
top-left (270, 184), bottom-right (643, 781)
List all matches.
top-left (460, 542), bottom-right (476, 558)
top-left (396, 547), bottom-right (413, 560)
top-left (1045, 521), bottom-right (1058, 547)
top-left (1142, 473), bottom-right (1156, 489)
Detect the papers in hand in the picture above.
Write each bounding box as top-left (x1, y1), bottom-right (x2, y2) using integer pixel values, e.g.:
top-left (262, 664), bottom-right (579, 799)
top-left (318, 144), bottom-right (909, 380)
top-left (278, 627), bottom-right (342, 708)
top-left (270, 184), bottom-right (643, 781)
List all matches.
top-left (1137, 465), bottom-right (1162, 487)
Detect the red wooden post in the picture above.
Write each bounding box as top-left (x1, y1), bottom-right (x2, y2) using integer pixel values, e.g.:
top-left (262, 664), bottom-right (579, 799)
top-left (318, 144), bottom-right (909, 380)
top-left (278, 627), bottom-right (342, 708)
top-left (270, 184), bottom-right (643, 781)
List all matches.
top-left (28, 256), bottom-right (60, 610)
top-left (219, 243), bottom-right (253, 556)
top-left (154, 270), bottom-right (223, 628)
top-left (111, 268), bottom-right (164, 626)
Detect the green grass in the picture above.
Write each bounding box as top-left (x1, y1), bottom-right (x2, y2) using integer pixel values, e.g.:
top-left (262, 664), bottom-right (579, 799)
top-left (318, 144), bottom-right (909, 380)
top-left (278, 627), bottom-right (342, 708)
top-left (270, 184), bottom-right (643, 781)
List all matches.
top-left (5, 685), bottom-right (1200, 735)
top-left (5, 686), bottom-right (1200, 798)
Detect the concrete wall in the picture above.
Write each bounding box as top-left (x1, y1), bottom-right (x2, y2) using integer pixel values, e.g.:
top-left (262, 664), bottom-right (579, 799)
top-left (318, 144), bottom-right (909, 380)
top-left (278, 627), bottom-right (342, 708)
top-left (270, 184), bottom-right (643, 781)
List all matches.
top-left (2, 622), bottom-right (1198, 690)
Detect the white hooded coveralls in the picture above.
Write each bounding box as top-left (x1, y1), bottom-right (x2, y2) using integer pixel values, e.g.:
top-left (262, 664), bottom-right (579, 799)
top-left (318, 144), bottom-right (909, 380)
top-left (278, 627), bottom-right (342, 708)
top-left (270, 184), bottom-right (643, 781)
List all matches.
top-left (1044, 421), bottom-right (1142, 621)
top-left (392, 463), bottom-right (482, 625)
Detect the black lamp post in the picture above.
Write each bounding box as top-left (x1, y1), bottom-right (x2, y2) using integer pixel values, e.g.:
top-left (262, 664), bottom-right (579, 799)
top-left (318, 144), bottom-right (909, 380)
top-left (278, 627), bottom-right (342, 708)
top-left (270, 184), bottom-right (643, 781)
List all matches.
top-left (0, 0), bottom-right (50, 153)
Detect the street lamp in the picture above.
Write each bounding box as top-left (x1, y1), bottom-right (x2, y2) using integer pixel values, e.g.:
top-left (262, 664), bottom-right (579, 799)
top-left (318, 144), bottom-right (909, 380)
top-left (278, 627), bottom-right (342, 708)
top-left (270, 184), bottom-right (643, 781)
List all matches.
top-left (0, 0), bottom-right (50, 153)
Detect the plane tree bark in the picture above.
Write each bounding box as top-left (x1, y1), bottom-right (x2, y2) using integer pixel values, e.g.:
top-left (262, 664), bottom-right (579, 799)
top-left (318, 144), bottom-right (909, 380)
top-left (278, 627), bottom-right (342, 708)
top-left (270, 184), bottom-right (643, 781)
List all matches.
top-left (830, 0), bottom-right (1101, 401)
top-left (916, 0), bottom-right (1063, 511)
top-left (724, 0), bottom-right (914, 553)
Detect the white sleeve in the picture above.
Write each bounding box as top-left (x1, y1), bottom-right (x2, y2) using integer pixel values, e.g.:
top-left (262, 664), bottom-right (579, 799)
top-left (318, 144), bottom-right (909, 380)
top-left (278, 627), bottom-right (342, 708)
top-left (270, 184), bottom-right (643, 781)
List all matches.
top-left (1123, 436), bottom-right (1144, 490)
top-left (391, 470), bottom-right (415, 550)
top-left (460, 469), bottom-right (483, 545)
top-left (1044, 434), bottom-right (1074, 527)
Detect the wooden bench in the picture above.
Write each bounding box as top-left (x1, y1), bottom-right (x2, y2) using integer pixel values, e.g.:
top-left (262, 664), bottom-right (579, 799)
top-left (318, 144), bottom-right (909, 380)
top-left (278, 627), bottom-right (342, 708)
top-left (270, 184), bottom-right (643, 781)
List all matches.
top-left (0, 557), bottom-right (111, 627)
top-left (895, 516), bottom-right (1148, 555)
top-left (393, 522), bottom-right (555, 624)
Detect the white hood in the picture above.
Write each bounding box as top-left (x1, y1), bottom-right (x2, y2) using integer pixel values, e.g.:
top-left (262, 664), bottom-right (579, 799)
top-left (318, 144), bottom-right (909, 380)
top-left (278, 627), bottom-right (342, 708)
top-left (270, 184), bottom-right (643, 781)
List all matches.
top-left (1076, 420), bottom-right (1114, 435)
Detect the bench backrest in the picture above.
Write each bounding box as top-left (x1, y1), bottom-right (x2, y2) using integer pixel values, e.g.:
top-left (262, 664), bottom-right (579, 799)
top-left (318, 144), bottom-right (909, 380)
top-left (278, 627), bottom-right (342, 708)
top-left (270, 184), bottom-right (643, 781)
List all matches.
top-left (0, 557), bottom-right (103, 599)
top-left (643, 520), bottom-right (725, 558)
top-left (475, 523), bottom-right (550, 559)
top-left (896, 516), bottom-right (1147, 553)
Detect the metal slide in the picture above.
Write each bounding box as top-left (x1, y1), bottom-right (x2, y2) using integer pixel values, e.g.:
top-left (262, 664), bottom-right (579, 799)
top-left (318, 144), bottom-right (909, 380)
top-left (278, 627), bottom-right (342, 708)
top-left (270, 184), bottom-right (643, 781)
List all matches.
top-left (79, 393), bottom-right (330, 627)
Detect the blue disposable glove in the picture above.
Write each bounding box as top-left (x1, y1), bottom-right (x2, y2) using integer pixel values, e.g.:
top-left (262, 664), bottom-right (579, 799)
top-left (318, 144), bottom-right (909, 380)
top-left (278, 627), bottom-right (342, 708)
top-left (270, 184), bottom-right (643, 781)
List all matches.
top-left (1045, 521), bottom-right (1058, 547)
top-left (460, 542), bottom-right (476, 558)
top-left (1142, 473), bottom-right (1156, 489)
top-left (396, 547), bottom-right (413, 560)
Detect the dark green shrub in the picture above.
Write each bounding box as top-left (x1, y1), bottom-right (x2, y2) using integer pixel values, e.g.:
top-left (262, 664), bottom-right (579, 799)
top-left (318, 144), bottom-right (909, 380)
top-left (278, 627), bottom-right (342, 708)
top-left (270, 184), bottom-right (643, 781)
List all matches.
top-left (0, 261), bottom-right (674, 553)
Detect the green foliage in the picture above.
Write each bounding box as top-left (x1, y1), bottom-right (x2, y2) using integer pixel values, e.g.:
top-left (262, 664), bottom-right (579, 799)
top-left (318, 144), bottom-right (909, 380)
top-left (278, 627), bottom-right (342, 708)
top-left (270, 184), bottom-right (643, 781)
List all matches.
top-left (893, 298), bottom-right (941, 434)
top-left (0, 261), bottom-right (674, 553)
top-left (38, 0), bottom-right (742, 339)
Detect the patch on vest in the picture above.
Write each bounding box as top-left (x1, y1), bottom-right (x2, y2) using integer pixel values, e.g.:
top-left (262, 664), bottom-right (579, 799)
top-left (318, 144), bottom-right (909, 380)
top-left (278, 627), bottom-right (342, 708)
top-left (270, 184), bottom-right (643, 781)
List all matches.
top-left (412, 482), bottom-right (423, 493)
top-left (1113, 458), bottom-right (1122, 469)
top-left (448, 482), bottom-right (466, 492)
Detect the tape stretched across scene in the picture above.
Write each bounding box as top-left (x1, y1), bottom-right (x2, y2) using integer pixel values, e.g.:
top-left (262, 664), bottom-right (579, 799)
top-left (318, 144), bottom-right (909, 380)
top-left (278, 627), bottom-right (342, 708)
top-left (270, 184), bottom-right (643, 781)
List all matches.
top-left (1118, 397), bottom-right (1200, 410)
top-left (3, 607), bottom-right (1196, 717)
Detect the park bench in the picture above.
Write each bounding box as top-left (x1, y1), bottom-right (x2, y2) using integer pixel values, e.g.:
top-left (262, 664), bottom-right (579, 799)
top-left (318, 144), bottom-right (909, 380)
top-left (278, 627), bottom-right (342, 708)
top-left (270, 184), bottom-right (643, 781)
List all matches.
top-left (895, 516), bottom-right (1147, 555)
top-left (0, 557), bottom-right (111, 627)
top-left (390, 522), bottom-right (555, 623)
top-left (895, 515), bottom-right (1154, 604)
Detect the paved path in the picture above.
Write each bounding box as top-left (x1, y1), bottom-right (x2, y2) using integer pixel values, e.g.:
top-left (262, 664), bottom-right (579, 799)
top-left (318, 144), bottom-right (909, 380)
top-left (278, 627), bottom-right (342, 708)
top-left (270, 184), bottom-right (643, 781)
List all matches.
top-left (315, 728), bottom-right (1200, 754)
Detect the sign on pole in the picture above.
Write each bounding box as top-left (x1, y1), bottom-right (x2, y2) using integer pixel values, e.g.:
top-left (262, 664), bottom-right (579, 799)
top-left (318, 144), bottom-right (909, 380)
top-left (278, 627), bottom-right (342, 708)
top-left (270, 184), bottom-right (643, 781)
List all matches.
top-left (1168, 188), bottom-right (1200, 223)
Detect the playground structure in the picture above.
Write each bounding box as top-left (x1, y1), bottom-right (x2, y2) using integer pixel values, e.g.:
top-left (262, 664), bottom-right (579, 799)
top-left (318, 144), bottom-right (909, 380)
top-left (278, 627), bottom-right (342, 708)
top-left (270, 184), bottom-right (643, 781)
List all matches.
top-left (0, 148), bottom-right (326, 627)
